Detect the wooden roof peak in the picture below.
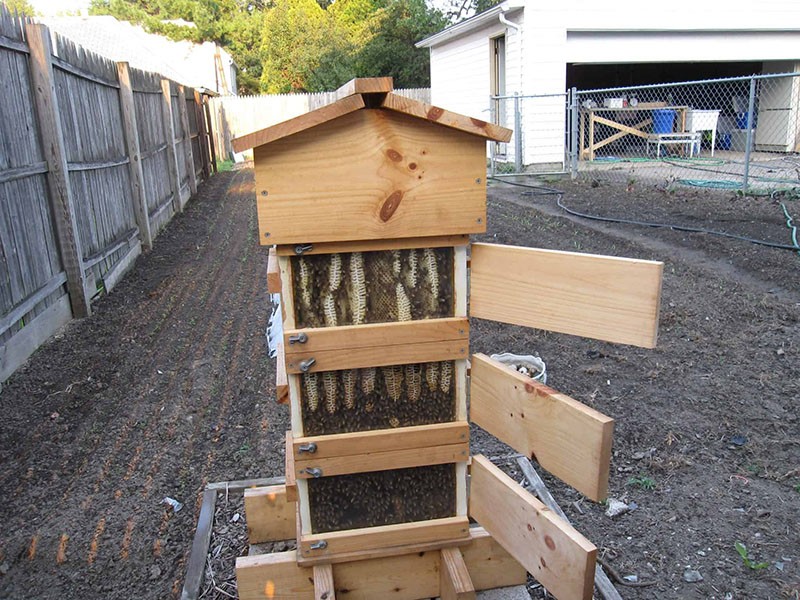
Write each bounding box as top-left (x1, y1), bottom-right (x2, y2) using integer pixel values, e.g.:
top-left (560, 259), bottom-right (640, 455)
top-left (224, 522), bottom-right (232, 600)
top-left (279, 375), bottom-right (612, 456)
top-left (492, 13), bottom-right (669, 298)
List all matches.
top-left (231, 78), bottom-right (512, 153)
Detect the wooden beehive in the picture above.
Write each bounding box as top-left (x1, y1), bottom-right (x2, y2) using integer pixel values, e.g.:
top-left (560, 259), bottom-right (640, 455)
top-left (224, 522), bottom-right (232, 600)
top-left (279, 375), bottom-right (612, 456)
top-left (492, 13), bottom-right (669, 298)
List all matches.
top-left (232, 78), bottom-right (664, 600)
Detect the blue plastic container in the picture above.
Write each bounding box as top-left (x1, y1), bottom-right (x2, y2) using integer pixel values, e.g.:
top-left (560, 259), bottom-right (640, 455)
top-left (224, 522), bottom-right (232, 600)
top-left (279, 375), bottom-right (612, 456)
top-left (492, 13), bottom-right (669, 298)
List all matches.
top-left (735, 112), bottom-right (751, 129)
top-left (718, 133), bottom-right (732, 150)
top-left (652, 109), bottom-right (676, 134)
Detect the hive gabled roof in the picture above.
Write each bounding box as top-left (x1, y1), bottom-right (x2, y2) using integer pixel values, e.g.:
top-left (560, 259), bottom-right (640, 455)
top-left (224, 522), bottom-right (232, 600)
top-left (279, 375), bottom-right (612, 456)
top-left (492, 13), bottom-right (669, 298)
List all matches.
top-left (231, 77), bottom-right (512, 153)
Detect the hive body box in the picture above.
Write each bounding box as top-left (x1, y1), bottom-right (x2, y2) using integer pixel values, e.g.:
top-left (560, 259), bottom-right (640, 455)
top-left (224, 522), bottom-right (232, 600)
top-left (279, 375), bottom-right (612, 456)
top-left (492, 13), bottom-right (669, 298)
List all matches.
top-left (232, 78), bottom-right (664, 600)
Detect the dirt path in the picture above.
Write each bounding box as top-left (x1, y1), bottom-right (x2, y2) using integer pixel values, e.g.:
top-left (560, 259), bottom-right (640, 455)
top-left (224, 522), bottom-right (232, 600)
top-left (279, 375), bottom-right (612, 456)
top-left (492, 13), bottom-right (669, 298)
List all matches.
top-left (0, 169), bottom-right (797, 599)
top-left (0, 168), bottom-right (287, 599)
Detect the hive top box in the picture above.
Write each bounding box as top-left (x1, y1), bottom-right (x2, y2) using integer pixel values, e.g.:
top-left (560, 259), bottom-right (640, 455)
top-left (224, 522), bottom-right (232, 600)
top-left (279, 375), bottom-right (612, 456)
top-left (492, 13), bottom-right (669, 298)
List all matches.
top-left (232, 77), bottom-right (513, 246)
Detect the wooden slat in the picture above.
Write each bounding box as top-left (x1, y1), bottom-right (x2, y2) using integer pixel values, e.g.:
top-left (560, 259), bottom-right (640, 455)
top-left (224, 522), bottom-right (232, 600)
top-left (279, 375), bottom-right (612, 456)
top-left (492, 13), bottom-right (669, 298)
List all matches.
top-left (286, 342), bottom-right (466, 374)
top-left (244, 485), bottom-right (295, 544)
top-left (235, 526), bottom-right (525, 600)
top-left (294, 422), bottom-right (468, 461)
top-left (267, 247), bottom-right (281, 293)
top-left (470, 456), bottom-right (596, 600)
top-left (275, 340), bottom-right (288, 404)
top-left (181, 488), bottom-right (217, 600)
top-left (440, 547), bottom-right (476, 600)
top-left (299, 516), bottom-right (470, 562)
top-left (161, 79), bottom-right (183, 214)
top-left (285, 431), bottom-right (297, 502)
top-left (469, 242), bottom-right (663, 348)
top-left (382, 93), bottom-right (512, 143)
top-left (275, 234), bottom-right (468, 256)
top-left (232, 94), bottom-right (366, 153)
top-left (314, 564), bottom-right (336, 600)
top-left (335, 77), bottom-right (394, 100)
top-left (177, 85), bottom-right (197, 196)
top-left (295, 442), bottom-right (468, 479)
top-left (253, 109), bottom-right (487, 245)
top-left (470, 353), bottom-right (613, 502)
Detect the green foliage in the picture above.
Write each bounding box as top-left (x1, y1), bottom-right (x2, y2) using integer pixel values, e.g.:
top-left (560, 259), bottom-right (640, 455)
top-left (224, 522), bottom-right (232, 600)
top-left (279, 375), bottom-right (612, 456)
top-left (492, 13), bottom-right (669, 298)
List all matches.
top-left (734, 542), bottom-right (769, 570)
top-left (626, 475), bottom-right (656, 490)
top-left (5, 0), bottom-right (35, 15)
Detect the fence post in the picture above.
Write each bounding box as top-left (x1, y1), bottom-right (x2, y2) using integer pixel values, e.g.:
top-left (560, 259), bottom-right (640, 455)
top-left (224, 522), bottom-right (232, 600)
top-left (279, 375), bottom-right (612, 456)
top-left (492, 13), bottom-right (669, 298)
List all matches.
top-left (570, 88), bottom-right (579, 179)
top-left (160, 79), bottom-right (183, 213)
top-left (177, 85), bottom-right (197, 196)
top-left (203, 96), bottom-right (218, 174)
top-left (194, 90), bottom-right (211, 179)
top-left (514, 93), bottom-right (522, 173)
top-left (116, 62), bottom-right (153, 251)
top-left (25, 23), bottom-right (91, 318)
top-left (742, 77), bottom-right (757, 193)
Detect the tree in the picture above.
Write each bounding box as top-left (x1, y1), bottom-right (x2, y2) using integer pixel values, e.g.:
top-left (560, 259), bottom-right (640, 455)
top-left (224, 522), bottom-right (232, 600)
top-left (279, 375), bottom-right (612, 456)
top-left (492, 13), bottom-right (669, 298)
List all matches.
top-left (5, 0), bottom-right (35, 15)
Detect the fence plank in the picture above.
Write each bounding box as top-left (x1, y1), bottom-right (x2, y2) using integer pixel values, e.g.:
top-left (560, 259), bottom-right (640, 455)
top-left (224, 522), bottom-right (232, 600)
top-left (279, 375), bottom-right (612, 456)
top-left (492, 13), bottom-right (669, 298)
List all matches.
top-left (25, 23), bottom-right (90, 318)
top-left (160, 79), bottom-right (182, 214)
top-left (194, 89), bottom-right (211, 178)
top-left (117, 62), bottom-right (152, 250)
top-left (177, 85), bottom-right (197, 196)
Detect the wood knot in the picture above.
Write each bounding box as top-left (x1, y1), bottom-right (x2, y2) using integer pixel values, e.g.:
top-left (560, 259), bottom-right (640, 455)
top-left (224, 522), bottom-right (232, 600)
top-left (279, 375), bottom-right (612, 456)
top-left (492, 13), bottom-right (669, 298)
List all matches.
top-left (540, 557), bottom-right (547, 568)
top-left (386, 148), bottom-right (402, 162)
top-left (544, 535), bottom-right (556, 551)
top-left (525, 382), bottom-right (536, 393)
top-left (408, 162), bottom-right (417, 170)
top-left (470, 117), bottom-right (488, 128)
top-left (426, 106), bottom-right (444, 121)
top-left (380, 191), bottom-right (403, 222)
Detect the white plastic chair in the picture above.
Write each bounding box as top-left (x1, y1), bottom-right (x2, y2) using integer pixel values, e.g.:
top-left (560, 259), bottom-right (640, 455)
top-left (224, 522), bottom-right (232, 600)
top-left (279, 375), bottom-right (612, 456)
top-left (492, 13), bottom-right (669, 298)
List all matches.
top-left (685, 110), bottom-right (721, 156)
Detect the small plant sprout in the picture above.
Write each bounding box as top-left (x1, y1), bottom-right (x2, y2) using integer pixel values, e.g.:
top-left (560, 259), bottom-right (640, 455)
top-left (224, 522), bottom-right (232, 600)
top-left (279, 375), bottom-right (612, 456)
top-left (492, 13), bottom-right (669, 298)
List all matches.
top-left (734, 542), bottom-right (769, 570)
top-left (626, 475), bottom-right (656, 490)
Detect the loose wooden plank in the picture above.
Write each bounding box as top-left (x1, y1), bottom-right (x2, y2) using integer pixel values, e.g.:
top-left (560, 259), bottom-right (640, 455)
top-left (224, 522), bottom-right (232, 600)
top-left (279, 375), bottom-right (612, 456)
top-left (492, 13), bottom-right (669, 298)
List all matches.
top-left (232, 94), bottom-right (366, 153)
top-left (235, 527), bottom-right (524, 600)
top-left (253, 109), bottom-right (487, 245)
top-left (275, 340), bottom-right (288, 405)
top-left (295, 442), bottom-right (468, 479)
top-left (382, 93), bottom-right (512, 143)
top-left (285, 431), bottom-right (298, 502)
top-left (335, 77), bottom-right (393, 100)
top-left (440, 547), bottom-right (476, 600)
top-left (469, 242), bottom-right (663, 348)
top-left (299, 516), bottom-right (470, 562)
top-left (244, 485), bottom-right (295, 544)
top-left (274, 234), bottom-right (469, 256)
top-left (180, 488), bottom-right (217, 600)
top-left (294, 422), bottom-right (468, 461)
top-left (314, 564), bottom-right (336, 600)
top-left (267, 246), bottom-right (281, 293)
top-left (470, 353), bottom-right (613, 502)
top-left (469, 456), bottom-right (596, 600)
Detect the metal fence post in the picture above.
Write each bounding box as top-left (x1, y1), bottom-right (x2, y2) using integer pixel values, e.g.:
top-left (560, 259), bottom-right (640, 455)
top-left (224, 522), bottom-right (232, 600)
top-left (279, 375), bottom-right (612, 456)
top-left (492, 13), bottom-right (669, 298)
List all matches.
top-left (570, 87), bottom-right (579, 179)
top-left (742, 76), bottom-right (757, 193)
top-left (514, 93), bottom-right (522, 173)
top-left (489, 95), bottom-right (496, 176)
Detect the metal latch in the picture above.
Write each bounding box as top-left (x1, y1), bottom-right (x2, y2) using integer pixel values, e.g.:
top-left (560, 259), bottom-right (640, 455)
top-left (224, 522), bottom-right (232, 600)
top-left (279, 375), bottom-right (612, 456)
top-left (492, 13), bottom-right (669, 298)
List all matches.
top-left (288, 332), bottom-right (308, 345)
top-left (294, 244), bottom-right (313, 255)
top-left (309, 540), bottom-right (327, 550)
top-left (301, 467), bottom-right (323, 478)
top-left (298, 443), bottom-right (317, 454)
top-left (299, 358), bottom-right (316, 372)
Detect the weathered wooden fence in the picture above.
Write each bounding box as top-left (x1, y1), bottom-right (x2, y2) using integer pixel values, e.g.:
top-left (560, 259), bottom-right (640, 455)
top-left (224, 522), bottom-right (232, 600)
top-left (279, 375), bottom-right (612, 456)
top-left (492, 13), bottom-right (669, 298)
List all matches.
top-left (208, 87), bottom-right (431, 161)
top-left (0, 6), bottom-right (216, 381)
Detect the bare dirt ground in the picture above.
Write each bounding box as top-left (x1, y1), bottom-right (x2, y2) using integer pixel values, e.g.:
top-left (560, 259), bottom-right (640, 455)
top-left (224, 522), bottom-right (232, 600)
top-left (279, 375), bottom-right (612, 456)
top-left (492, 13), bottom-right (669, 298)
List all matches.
top-left (0, 168), bottom-right (797, 599)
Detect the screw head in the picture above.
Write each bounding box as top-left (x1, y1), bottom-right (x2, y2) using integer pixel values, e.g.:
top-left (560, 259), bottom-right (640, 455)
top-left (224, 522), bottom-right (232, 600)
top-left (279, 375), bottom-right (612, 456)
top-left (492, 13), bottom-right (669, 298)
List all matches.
top-left (264, 232), bottom-right (270, 238)
top-left (477, 217), bottom-right (483, 224)
top-left (261, 190), bottom-right (268, 196)
top-left (475, 178), bottom-right (482, 184)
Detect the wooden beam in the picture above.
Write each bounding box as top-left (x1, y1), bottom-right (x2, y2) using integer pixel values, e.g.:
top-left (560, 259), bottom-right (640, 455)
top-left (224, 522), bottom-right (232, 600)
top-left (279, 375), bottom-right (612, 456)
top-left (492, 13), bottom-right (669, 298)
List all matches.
top-left (267, 247), bottom-right (281, 293)
top-left (181, 488), bottom-right (217, 600)
top-left (244, 485), bottom-right (295, 544)
top-left (294, 422), bottom-right (468, 461)
top-left (202, 95), bottom-right (218, 174)
top-left (469, 455), bottom-right (596, 600)
top-left (160, 79), bottom-right (183, 213)
top-left (469, 242), bottom-right (663, 348)
top-left (274, 234), bottom-right (469, 256)
top-left (440, 547), bottom-right (476, 600)
top-left (236, 527), bottom-right (524, 600)
top-left (285, 431), bottom-right (297, 502)
top-left (232, 94), bottom-right (366, 153)
top-left (25, 23), bottom-right (91, 318)
top-left (313, 564), bottom-right (336, 600)
top-left (275, 340), bottom-right (288, 405)
top-left (299, 516), bottom-right (470, 562)
top-left (177, 85), bottom-right (197, 196)
top-left (284, 318), bottom-right (468, 373)
top-left (116, 62), bottom-right (153, 251)
top-left (470, 353), bottom-right (613, 502)
top-left (294, 443), bottom-right (467, 479)
top-left (335, 77), bottom-right (393, 100)
top-left (382, 93), bottom-right (513, 143)
top-left (193, 90), bottom-right (211, 179)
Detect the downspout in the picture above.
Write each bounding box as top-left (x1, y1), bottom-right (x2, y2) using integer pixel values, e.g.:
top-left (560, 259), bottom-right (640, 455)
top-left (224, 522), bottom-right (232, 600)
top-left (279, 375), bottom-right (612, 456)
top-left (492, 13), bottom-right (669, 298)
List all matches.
top-left (498, 8), bottom-right (520, 32)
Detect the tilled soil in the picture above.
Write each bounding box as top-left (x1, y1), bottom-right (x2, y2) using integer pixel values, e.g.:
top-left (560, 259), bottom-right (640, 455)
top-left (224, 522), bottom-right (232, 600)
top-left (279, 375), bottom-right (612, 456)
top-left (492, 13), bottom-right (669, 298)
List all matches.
top-left (0, 168), bottom-right (797, 600)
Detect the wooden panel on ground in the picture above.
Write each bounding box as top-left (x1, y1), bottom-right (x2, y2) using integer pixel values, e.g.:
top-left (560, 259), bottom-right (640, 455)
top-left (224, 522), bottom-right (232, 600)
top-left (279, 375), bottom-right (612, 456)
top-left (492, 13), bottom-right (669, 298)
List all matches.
top-left (469, 242), bottom-right (663, 348)
top-left (285, 431), bottom-right (297, 502)
top-left (470, 353), bottom-right (613, 502)
top-left (313, 564), bottom-right (336, 600)
top-left (235, 527), bottom-right (525, 600)
top-left (294, 421), bottom-right (468, 461)
top-left (252, 109), bottom-right (487, 245)
top-left (469, 455), bottom-right (596, 600)
top-left (382, 93), bottom-right (512, 143)
top-left (295, 443), bottom-right (467, 479)
top-left (298, 516), bottom-right (470, 563)
top-left (440, 547), bottom-right (476, 600)
top-left (244, 485), bottom-right (295, 544)
top-left (181, 488), bottom-right (217, 600)
top-left (275, 234), bottom-right (468, 256)
top-left (267, 247), bottom-right (281, 293)
top-left (335, 76), bottom-right (393, 100)
top-left (232, 95), bottom-right (366, 153)
top-left (284, 319), bottom-right (468, 373)
top-left (276, 340), bottom-right (288, 404)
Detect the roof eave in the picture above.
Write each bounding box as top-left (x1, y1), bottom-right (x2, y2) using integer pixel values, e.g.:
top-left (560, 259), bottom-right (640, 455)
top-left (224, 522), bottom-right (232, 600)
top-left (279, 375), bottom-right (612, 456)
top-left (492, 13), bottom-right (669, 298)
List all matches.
top-left (416, 1), bottom-right (523, 49)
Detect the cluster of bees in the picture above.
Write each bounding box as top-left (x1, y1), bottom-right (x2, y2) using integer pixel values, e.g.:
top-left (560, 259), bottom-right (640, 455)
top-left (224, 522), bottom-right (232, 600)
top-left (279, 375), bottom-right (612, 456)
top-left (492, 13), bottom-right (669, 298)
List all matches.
top-left (308, 464), bottom-right (456, 533)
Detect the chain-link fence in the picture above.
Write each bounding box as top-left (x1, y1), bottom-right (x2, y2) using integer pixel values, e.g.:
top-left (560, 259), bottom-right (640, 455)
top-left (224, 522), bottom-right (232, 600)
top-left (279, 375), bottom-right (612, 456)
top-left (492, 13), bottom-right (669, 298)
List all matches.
top-left (490, 73), bottom-right (800, 196)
